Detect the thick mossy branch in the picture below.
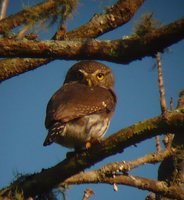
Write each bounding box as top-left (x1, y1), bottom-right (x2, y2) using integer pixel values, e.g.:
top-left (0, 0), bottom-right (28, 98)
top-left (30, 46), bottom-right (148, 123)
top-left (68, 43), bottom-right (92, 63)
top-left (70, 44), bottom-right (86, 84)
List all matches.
top-left (0, 0), bottom-right (144, 82)
top-left (0, 17), bottom-right (183, 62)
top-left (1, 110), bottom-right (184, 198)
top-left (66, 0), bottom-right (145, 39)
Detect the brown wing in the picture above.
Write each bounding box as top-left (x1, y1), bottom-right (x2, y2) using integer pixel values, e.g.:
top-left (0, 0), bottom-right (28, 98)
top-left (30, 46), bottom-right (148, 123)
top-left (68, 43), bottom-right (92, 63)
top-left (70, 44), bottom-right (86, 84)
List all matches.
top-left (45, 82), bottom-right (116, 129)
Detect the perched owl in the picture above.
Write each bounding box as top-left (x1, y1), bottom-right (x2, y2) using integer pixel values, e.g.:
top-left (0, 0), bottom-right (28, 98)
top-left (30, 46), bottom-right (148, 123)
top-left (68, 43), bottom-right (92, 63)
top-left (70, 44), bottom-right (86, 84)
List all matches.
top-left (43, 60), bottom-right (116, 150)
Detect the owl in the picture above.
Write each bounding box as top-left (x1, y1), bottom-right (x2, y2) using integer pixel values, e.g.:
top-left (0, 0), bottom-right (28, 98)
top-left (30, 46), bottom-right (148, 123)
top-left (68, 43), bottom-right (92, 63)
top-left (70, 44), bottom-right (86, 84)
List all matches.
top-left (43, 60), bottom-right (116, 150)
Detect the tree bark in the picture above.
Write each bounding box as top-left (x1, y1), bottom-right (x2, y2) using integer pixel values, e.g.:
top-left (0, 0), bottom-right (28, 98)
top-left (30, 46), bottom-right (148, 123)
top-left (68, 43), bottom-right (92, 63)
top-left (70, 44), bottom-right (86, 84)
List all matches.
top-left (158, 90), bottom-right (184, 200)
top-left (0, 0), bottom-right (145, 82)
top-left (0, 18), bottom-right (183, 63)
top-left (1, 110), bottom-right (184, 198)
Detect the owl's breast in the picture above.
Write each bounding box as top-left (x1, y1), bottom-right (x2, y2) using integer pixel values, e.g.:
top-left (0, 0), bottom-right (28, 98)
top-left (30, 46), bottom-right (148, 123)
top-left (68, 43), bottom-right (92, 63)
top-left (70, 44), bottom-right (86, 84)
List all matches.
top-left (55, 113), bottom-right (110, 149)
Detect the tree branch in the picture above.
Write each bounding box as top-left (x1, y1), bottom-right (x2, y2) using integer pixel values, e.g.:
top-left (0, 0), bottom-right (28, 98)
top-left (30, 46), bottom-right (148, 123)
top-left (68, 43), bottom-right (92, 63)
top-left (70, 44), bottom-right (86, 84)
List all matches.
top-left (0, 0), bottom-right (74, 34)
top-left (0, 0), bottom-right (144, 82)
top-left (1, 110), bottom-right (184, 198)
top-left (0, 17), bottom-right (183, 62)
top-left (62, 148), bottom-right (174, 186)
top-left (99, 148), bottom-right (174, 173)
top-left (158, 89), bottom-right (184, 200)
top-left (64, 173), bottom-right (184, 200)
top-left (82, 188), bottom-right (95, 200)
top-left (0, 0), bottom-right (8, 20)
top-left (66, 0), bottom-right (145, 39)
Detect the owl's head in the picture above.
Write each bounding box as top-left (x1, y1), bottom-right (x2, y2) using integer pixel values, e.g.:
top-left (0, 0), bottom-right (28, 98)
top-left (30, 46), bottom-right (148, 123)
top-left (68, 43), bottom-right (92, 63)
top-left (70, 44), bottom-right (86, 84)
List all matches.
top-left (64, 60), bottom-right (114, 89)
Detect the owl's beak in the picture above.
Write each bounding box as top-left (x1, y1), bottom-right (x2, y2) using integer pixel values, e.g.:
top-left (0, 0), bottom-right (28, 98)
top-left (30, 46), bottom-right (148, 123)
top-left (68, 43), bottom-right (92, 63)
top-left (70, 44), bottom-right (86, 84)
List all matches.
top-left (79, 69), bottom-right (92, 87)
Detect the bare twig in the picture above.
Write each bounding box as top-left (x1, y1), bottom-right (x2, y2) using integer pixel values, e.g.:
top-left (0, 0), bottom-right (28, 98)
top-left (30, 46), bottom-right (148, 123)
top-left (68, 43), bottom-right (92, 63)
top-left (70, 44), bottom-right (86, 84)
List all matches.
top-left (155, 52), bottom-right (167, 151)
top-left (156, 52), bottom-right (167, 115)
top-left (162, 96), bottom-right (175, 148)
top-left (158, 90), bottom-right (184, 199)
top-left (155, 136), bottom-right (161, 152)
top-left (82, 188), bottom-right (95, 200)
top-left (0, 0), bottom-right (8, 20)
top-left (1, 111), bottom-right (184, 198)
top-left (0, 0), bottom-right (145, 82)
top-left (64, 173), bottom-right (184, 200)
top-left (17, 24), bottom-right (32, 39)
top-left (66, 0), bottom-right (145, 39)
top-left (170, 97), bottom-right (174, 110)
top-left (0, 0), bottom-right (77, 34)
top-left (62, 149), bottom-right (174, 199)
top-left (63, 148), bottom-right (174, 186)
top-left (156, 52), bottom-right (175, 150)
top-left (100, 149), bottom-right (174, 176)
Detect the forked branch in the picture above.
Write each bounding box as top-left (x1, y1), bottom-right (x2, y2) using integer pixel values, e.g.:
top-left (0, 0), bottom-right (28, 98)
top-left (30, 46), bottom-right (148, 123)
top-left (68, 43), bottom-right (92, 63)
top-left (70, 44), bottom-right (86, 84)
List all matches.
top-left (0, 110), bottom-right (184, 198)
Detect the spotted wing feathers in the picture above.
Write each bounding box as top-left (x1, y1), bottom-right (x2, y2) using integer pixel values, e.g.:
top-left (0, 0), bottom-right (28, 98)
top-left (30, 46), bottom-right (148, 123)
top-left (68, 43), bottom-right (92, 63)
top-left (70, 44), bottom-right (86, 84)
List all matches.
top-left (45, 83), bottom-right (116, 129)
top-left (43, 122), bottom-right (65, 146)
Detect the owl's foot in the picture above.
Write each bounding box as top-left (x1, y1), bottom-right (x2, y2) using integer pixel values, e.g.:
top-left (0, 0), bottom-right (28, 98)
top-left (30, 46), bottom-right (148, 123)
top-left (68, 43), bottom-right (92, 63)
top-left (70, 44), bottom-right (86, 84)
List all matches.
top-left (85, 141), bottom-right (92, 149)
top-left (85, 138), bottom-right (103, 149)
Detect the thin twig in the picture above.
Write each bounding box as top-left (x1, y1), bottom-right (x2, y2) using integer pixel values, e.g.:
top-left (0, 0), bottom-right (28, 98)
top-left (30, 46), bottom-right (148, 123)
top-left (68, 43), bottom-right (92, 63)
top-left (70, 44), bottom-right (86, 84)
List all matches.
top-left (156, 53), bottom-right (175, 149)
top-left (62, 149), bottom-right (174, 199)
top-left (82, 188), bottom-right (95, 200)
top-left (156, 52), bottom-right (167, 115)
top-left (64, 173), bottom-right (184, 200)
top-left (155, 136), bottom-right (161, 152)
top-left (17, 24), bottom-right (32, 39)
top-left (63, 148), bottom-right (174, 186)
top-left (155, 52), bottom-right (168, 151)
top-left (0, 0), bottom-right (8, 20)
top-left (170, 97), bottom-right (174, 111)
top-left (162, 97), bottom-right (175, 148)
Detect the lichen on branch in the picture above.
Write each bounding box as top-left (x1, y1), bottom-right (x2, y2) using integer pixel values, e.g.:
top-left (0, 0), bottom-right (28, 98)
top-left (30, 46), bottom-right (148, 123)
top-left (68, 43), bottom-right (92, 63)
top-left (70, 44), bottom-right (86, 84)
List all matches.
top-left (1, 110), bottom-right (184, 198)
top-left (0, 0), bottom-right (145, 82)
top-left (0, 17), bottom-right (183, 62)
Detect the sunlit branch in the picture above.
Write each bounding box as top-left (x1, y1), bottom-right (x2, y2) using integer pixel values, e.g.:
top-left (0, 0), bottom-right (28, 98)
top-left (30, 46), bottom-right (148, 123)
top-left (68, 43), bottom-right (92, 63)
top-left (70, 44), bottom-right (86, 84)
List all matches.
top-left (0, 110), bottom-right (184, 198)
top-left (64, 173), bottom-right (184, 200)
top-left (0, 17), bottom-right (183, 62)
top-left (66, 0), bottom-right (145, 39)
top-left (156, 52), bottom-right (167, 115)
top-left (0, 0), bottom-right (144, 82)
top-left (0, 0), bottom-right (8, 20)
top-left (82, 188), bottom-right (95, 200)
top-left (0, 0), bottom-right (76, 34)
top-left (62, 148), bottom-right (174, 185)
top-left (17, 24), bottom-right (32, 39)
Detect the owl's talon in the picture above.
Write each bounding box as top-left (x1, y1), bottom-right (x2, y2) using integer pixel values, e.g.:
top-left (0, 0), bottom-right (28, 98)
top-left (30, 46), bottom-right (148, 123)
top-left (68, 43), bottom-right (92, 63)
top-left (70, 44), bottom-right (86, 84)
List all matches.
top-left (85, 141), bottom-right (92, 149)
top-left (86, 138), bottom-right (103, 149)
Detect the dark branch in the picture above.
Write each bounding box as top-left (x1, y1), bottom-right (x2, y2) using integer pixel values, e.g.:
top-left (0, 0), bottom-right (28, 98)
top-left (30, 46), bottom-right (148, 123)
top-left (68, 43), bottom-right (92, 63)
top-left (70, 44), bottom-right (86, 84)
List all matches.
top-left (1, 110), bottom-right (184, 198)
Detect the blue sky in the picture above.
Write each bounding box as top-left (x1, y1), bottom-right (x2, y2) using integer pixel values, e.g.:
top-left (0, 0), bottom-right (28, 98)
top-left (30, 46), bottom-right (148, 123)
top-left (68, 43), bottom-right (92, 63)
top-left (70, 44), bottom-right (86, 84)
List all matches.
top-left (0, 0), bottom-right (184, 199)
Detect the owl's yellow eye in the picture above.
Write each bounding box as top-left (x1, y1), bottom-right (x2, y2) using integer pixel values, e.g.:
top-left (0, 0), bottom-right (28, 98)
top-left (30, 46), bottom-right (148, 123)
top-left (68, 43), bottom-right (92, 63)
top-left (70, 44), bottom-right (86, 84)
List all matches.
top-left (96, 73), bottom-right (104, 81)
